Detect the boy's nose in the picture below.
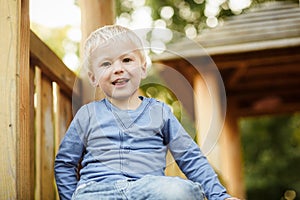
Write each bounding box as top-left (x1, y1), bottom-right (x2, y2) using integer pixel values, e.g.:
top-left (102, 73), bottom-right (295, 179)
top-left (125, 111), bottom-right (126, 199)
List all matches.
top-left (112, 62), bottom-right (124, 74)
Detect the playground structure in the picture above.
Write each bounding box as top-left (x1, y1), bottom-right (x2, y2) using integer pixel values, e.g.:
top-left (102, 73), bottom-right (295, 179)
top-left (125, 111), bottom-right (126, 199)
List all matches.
top-left (1, 1), bottom-right (300, 199)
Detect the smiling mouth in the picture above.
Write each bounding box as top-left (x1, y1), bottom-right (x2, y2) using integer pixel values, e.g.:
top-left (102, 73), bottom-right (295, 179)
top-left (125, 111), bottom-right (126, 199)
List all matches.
top-left (112, 78), bottom-right (129, 85)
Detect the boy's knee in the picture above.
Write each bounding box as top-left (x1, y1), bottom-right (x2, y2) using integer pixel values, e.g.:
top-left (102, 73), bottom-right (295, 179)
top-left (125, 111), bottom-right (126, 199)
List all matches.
top-left (155, 176), bottom-right (204, 200)
top-left (159, 183), bottom-right (190, 199)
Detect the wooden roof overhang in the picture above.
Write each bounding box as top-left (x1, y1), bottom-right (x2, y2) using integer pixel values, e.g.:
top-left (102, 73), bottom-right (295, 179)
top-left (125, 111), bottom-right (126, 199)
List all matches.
top-left (152, 1), bottom-right (300, 117)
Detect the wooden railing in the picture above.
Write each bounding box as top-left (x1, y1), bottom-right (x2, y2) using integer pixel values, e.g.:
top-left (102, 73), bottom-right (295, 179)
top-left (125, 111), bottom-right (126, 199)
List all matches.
top-left (30, 30), bottom-right (81, 200)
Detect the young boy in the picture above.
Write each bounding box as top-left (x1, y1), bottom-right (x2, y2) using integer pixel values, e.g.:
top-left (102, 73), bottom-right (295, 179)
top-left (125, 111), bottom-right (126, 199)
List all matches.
top-left (55, 25), bottom-right (239, 200)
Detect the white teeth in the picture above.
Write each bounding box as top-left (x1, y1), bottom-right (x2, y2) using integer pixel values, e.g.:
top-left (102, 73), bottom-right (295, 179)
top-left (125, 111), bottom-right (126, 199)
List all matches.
top-left (112, 78), bottom-right (128, 85)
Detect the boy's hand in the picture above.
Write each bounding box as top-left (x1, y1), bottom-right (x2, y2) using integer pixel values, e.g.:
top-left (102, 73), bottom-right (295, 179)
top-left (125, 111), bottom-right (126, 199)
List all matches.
top-left (225, 198), bottom-right (241, 200)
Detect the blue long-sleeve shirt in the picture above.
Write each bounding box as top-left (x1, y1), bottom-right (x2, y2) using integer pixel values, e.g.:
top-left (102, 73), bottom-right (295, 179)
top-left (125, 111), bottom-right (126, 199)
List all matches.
top-left (55, 97), bottom-right (230, 200)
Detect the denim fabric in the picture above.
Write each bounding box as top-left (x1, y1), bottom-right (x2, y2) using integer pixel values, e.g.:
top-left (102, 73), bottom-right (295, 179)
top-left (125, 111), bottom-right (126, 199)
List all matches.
top-left (55, 97), bottom-right (231, 200)
top-left (72, 175), bottom-right (205, 200)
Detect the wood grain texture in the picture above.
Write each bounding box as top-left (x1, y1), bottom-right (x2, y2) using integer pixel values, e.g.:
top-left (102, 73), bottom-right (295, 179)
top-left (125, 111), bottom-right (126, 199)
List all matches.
top-left (40, 76), bottom-right (55, 200)
top-left (0, 0), bottom-right (33, 198)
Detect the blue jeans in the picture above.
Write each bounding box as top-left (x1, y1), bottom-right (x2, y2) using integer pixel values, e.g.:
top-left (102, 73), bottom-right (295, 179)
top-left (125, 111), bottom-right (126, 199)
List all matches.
top-left (72, 175), bottom-right (205, 200)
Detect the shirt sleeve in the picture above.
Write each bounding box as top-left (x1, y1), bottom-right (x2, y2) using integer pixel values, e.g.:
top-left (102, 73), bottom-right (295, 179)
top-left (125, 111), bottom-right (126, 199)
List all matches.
top-left (54, 105), bottom-right (88, 200)
top-left (162, 104), bottom-right (231, 200)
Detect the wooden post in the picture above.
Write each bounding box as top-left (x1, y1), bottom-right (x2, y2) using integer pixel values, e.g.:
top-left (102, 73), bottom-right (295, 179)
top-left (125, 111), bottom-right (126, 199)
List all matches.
top-left (220, 101), bottom-right (246, 198)
top-left (0, 0), bottom-right (33, 199)
top-left (79, 0), bottom-right (115, 45)
top-left (78, 0), bottom-right (115, 105)
top-left (194, 74), bottom-right (212, 147)
top-left (194, 69), bottom-right (245, 198)
top-left (193, 71), bottom-right (224, 172)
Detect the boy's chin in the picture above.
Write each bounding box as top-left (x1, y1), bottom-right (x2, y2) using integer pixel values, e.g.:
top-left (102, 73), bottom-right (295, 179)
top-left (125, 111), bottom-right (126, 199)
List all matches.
top-left (109, 90), bottom-right (140, 100)
top-left (107, 94), bottom-right (130, 101)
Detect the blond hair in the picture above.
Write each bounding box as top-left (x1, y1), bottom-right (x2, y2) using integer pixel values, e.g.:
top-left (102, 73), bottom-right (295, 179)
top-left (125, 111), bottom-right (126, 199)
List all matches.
top-left (83, 25), bottom-right (146, 71)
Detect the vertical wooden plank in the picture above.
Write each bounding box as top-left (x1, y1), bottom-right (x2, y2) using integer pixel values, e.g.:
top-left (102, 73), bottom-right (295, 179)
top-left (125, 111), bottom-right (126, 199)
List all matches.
top-left (34, 66), bottom-right (75, 200)
top-left (59, 92), bottom-right (73, 141)
top-left (53, 82), bottom-right (60, 200)
top-left (0, 0), bottom-right (18, 191)
top-left (34, 67), bottom-right (42, 200)
top-left (18, 0), bottom-right (33, 198)
top-left (29, 64), bottom-right (36, 198)
top-left (0, 0), bottom-right (32, 198)
top-left (53, 82), bottom-right (60, 155)
top-left (41, 76), bottom-right (55, 200)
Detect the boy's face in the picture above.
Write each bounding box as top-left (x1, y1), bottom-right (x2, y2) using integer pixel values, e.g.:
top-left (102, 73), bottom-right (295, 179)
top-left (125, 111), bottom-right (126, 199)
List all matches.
top-left (88, 38), bottom-right (147, 102)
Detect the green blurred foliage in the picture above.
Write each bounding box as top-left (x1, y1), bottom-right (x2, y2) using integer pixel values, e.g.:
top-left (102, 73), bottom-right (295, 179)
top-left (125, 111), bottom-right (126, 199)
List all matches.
top-left (116, 0), bottom-right (221, 36)
top-left (116, 0), bottom-right (299, 39)
top-left (140, 68), bottom-right (197, 139)
top-left (30, 23), bottom-right (80, 74)
top-left (240, 114), bottom-right (300, 199)
top-left (144, 0), bottom-right (206, 33)
top-left (31, 23), bottom-right (69, 59)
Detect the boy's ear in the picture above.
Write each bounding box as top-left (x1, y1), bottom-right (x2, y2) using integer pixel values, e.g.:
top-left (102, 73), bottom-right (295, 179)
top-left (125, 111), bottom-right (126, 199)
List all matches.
top-left (141, 62), bottom-right (147, 79)
top-left (88, 71), bottom-right (99, 87)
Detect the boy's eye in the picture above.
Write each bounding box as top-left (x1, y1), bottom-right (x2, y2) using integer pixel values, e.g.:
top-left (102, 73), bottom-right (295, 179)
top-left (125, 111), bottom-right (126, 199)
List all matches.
top-left (101, 62), bottom-right (111, 67)
top-left (123, 58), bottom-right (133, 63)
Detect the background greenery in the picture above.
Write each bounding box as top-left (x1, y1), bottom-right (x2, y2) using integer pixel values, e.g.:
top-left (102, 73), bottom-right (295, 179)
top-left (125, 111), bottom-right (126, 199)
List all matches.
top-left (240, 114), bottom-right (300, 200)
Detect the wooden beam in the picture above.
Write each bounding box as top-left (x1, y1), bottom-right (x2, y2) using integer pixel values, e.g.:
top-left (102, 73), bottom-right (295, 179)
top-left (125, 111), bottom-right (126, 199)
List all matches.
top-left (228, 86), bottom-right (300, 100)
top-left (228, 77), bottom-right (300, 93)
top-left (0, 0), bottom-right (33, 198)
top-left (200, 24), bottom-right (300, 48)
top-left (212, 46), bottom-right (300, 70)
top-left (78, 0), bottom-right (115, 105)
top-left (220, 107), bottom-right (246, 198)
top-left (235, 102), bottom-right (300, 117)
top-left (200, 17), bottom-right (300, 42)
top-left (30, 31), bottom-right (79, 97)
top-left (222, 64), bottom-right (300, 88)
top-left (227, 64), bottom-right (248, 88)
top-left (18, 0), bottom-right (33, 198)
top-left (238, 63), bottom-right (300, 78)
top-left (228, 88), bottom-right (300, 116)
top-left (79, 0), bottom-right (115, 44)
